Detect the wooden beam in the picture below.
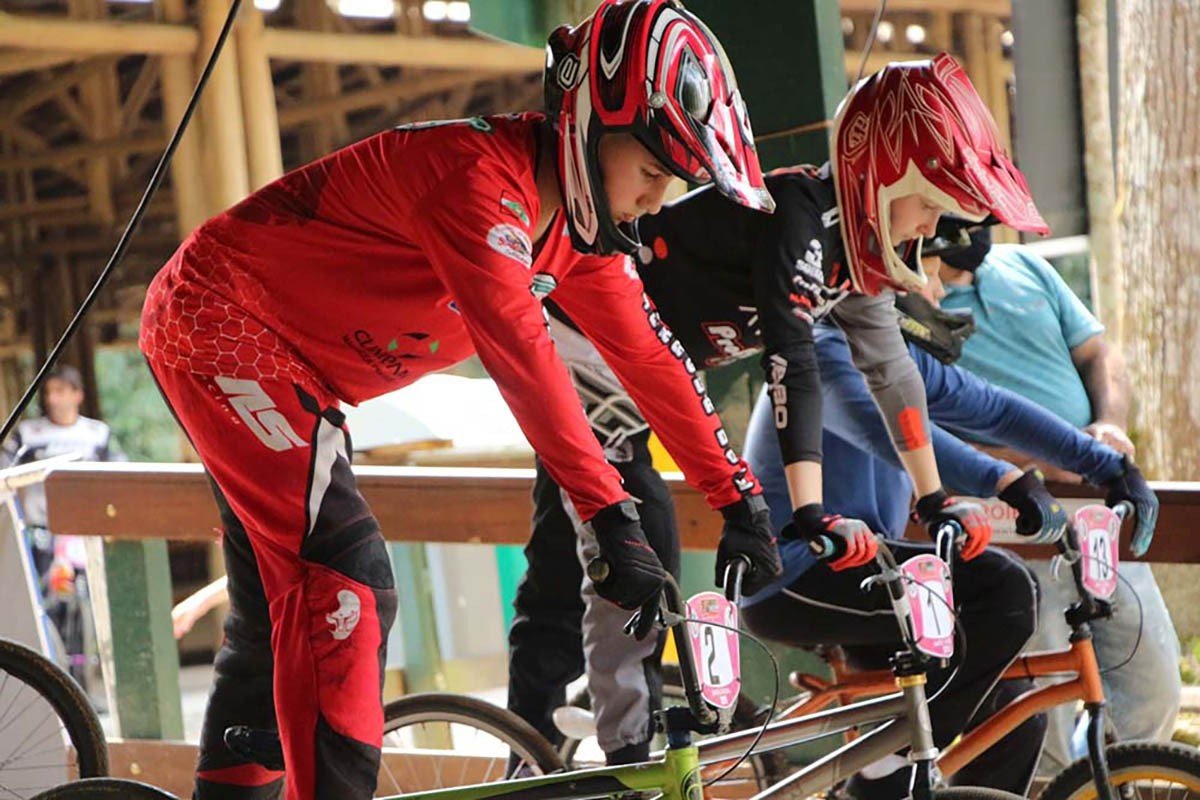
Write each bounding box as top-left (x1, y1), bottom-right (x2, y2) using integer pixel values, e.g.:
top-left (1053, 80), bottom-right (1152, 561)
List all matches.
top-left (294, 0), bottom-right (342, 158)
top-left (844, 49), bottom-right (897, 78)
top-left (0, 196), bottom-right (87, 222)
top-left (984, 17), bottom-right (1011, 152)
top-left (960, 12), bottom-right (988, 95)
top-left (70, 0), bottom-right (118, 225)
top-left (107, 738), bottom-right (533, 800)
top-left (31, 231), bottom-right (179, 256)
top-left (261, 28), bottom-right (544, 72)
top-left (0, 57), bottom-right (119, 128)
top-left (0, 135), bottom-right (163, 171)
top-left (235, 6), bottom-right (284, 190)
top-left (155, 0), bottom-right (208, 233)
top-left (275, 71), bottom-right (482, 126)
top-left (42, 463), bottom-right (1200, 564)
top-left (54, 90), bottom-right (91, 132)
top-left (0, 50), bottom-right (80, 77)
top-left (839, 0), bottom-right (1010, 15)
top-left (0, 12), bottom-right (198, 56)
top-left (120, 57), bottom-right (161, 133)
top-left (196, 0), bottom-right (250, 211)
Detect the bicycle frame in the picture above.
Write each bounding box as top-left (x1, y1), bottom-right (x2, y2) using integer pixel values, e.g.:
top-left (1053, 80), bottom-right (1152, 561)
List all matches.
top-left (745, 630), bottom-right (1106, 780)
top-left (380, 744), bottom-right (702, 800)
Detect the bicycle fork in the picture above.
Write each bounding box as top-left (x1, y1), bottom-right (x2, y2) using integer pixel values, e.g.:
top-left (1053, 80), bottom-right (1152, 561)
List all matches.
top-left (895, 656), bottom-right (941, 800)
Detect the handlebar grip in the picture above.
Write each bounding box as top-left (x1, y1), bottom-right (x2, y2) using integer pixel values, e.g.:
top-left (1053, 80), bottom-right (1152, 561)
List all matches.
top-left (808, 534), bottom-right (843, 561)
top-left (723, 556), bottom-right (749, 602)
top-left (587, 558), bottom-right (610, 585)
top-left (935, 519), bottom-right (966, 542)
top-left (1113, 500), bottom-right (1135, 521)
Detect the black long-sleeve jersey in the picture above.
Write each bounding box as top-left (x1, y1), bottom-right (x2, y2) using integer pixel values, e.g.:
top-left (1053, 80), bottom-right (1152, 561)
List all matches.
top-left (632, 166), bottom-right (931, 467)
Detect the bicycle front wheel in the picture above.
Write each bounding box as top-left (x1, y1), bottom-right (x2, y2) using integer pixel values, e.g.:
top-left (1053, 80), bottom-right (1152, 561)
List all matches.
top-left (1038, 741), bottom-right (1200, 800)
top-left (30, 778), bottom-right (177, 800)
top-left (0, 638), bottom-right (108, 799)
top-left (376, 693), bottom-right (563, 794)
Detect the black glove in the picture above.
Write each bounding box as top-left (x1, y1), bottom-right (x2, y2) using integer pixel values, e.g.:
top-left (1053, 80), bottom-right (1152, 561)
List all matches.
top-left (997, 469), bottom-right (1068, 544)
top-left (914, 489), bottom-right (991, 560)
top-left (1103, 455), bottom-right (1158, 557)
top-left (715, 494), bottom-right (782, 596)
top-left (782, 503), bottom-right (877, 571)
top-left (589, 500), bottom-right (666, 640)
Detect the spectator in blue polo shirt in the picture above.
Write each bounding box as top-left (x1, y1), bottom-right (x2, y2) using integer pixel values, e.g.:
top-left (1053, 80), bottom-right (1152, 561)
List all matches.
top-left (938, 228), bottom-right (1179, 772)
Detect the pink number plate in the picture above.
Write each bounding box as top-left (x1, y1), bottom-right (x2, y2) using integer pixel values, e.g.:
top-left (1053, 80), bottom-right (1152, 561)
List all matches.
top-left (686, 592), bottom-right (741, 710)
top-left (901, 555), bottom-right (956, 659)
top-left (1076, 504), bottom-right (1120, 600)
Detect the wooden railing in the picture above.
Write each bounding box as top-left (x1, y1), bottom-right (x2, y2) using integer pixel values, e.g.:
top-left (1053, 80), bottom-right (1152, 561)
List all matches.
top-left (46, 462), bottom-right (1200, 561)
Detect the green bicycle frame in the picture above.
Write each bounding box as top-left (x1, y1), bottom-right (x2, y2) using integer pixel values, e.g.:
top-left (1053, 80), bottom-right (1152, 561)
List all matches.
top-left (378, 739), bottom-right (703, 800)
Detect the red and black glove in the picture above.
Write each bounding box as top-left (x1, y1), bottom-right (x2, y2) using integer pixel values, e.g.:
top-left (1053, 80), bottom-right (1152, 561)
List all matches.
top-left (782, 503), bottom-right (878, 571)
top-left (914, 489), bottom-right (991, 560)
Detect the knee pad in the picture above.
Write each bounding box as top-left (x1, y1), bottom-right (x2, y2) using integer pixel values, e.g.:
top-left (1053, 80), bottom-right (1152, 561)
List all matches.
top-left (302, 516), bottom-right (394, 591)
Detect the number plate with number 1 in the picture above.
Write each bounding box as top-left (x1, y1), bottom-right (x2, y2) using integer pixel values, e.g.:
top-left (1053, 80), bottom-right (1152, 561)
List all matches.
top-left (901, 554), bottom-right (956, 659)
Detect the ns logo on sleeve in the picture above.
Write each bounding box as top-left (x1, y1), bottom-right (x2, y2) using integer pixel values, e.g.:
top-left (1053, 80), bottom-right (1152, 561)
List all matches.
top-left (486, 223), bottom-right (533, 268)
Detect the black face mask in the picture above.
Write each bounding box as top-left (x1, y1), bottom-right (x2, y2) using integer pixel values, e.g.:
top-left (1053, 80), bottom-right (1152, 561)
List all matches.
top-left (895, 291), bottom-right (976, 365)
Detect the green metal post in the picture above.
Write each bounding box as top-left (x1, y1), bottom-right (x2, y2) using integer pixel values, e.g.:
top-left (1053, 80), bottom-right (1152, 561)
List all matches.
top-left (390, 543), bottom-right (447, 693)
top-left (86, 538), bottom-right (184, 739)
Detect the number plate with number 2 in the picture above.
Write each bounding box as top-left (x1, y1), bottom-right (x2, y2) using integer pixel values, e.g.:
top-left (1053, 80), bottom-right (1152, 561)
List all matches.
top-left (685, 592), bottom-right (741, 710)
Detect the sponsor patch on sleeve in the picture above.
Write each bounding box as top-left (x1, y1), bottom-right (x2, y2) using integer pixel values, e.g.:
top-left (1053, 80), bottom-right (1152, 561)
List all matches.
top-left (499, 192), bottom-right (531, 226)
top-left (486, 223), bottom-right (533, 268)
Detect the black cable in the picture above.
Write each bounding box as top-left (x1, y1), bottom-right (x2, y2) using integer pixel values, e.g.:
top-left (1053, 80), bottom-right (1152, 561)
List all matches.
top-left (899, 574), bottom-right (966, 707)
top-left (681, 617), bottom-right (781, 790)
top-left (0, 0), bottom-right (245, 446)
top-left (1078, 555), bottom-right (1145, 675)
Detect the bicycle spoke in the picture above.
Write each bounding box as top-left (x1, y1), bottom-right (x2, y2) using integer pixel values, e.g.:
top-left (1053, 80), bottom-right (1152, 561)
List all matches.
top-left (3, 716), bottom-right (67, 770)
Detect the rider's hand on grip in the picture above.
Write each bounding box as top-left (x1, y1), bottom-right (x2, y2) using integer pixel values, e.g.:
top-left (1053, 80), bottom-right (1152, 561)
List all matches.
top-left (783, 503), bottom-right (877, 571)
top-left (915, 489), bottom-right (990, 560)
top-left (716, 494), bottom-right (782, 596)
top-left (997, 468), bottom-right (1068, 544)
top-left (1103, 455), bottom-right (1158, 557)
top-left (589, 500), bottom-right (665, 640)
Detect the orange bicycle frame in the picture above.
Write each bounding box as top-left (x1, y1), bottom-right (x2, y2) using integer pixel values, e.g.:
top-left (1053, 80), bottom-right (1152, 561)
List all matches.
top-left (775, 637), bottom-right (1105, 778)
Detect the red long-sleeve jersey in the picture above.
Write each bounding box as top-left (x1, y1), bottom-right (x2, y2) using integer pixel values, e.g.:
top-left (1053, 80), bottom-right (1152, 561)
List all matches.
top-left (141, 113), bottom-right (757, 519)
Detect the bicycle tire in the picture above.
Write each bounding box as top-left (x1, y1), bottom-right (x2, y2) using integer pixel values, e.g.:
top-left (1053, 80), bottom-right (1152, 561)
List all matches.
top-left (0, 637), bottom-right (108, 798)
top-left (30, 778), bottom-right (177, 800)
top-left (377, 693), bottom-right (562, 794)
top-left (933, 788), bottom-right (1026, 800)
top-left (1037, 741), bottom-right (1200, 800)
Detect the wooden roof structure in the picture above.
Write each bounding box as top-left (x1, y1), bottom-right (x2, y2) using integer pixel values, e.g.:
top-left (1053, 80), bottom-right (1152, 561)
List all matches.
top-left (0, 0), bottom-right (1012, 410)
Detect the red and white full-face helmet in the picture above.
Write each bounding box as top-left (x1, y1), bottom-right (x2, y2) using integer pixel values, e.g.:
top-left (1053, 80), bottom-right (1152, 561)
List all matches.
top-left (545, 0), bottom-right (774, 255)
top-left (830, 52), bottom-right (1050, 294)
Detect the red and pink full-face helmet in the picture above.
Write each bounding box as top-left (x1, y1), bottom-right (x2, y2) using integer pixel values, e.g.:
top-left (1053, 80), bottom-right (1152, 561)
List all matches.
top-left (545, 0), bottom-right (774, 256)
top-left (830, 52), bottom-right (1050, 295)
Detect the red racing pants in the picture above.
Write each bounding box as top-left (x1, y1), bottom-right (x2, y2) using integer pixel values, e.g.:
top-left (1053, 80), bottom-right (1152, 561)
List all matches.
top-left (148, 360), bottom-right (396, 800)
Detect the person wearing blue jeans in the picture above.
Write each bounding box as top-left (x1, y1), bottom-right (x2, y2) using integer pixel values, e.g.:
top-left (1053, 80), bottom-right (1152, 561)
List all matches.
top-left (741, 306), bottom-right (1158, 798)
top-left (937, 230), bottom-right (1179, 772)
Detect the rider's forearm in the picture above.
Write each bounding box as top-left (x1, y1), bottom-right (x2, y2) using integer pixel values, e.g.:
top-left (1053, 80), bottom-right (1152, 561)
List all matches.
top-left (898, 444), bottom-right (943, 497)
top-left (783, 460), bottom-right (823, 511)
